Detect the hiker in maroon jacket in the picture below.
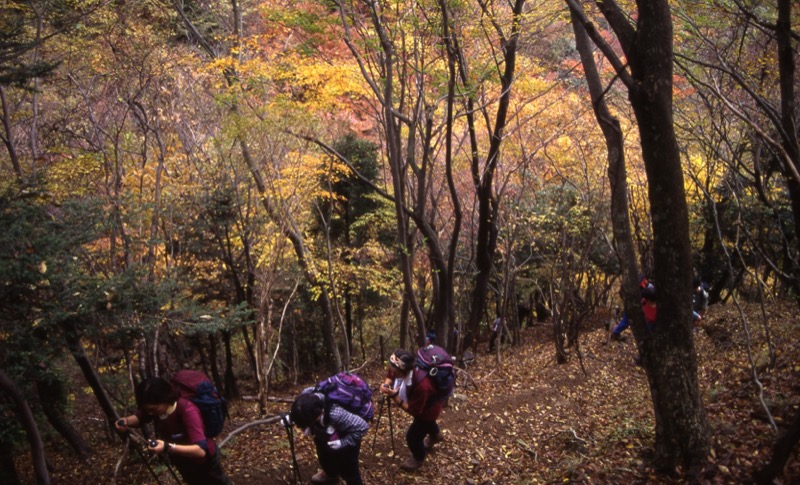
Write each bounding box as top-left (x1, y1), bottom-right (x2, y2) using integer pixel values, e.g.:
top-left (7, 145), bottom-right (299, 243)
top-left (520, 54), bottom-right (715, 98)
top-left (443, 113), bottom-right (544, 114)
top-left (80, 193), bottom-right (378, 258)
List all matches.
top-left (115, 377), bottom-right (231, 485)
top-left (380, 349), bottom-right (445, 472)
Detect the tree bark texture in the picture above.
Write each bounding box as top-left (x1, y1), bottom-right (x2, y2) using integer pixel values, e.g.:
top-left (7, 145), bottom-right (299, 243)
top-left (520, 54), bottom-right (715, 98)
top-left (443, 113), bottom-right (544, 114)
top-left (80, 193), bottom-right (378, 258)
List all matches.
top-left (568, 0), bottom-right (710, 473)
top-left (618, 0), bottom-right (709, 473)
top-left (568, 3), bottom-right (642, 326)
top-left (775, 0), bottom-right (800, 299)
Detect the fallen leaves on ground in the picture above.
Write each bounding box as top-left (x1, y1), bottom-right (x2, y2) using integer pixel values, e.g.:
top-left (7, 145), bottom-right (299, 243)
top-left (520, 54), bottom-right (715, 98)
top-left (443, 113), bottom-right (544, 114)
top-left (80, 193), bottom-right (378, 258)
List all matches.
top-left (20, 302), bottom-right (800, 484)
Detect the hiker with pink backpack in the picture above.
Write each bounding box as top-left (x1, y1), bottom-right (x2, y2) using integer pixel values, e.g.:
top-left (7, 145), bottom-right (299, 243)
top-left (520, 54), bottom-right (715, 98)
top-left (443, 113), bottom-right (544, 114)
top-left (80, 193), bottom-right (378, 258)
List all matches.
top-left (380, 345), bottom-right (454, 472)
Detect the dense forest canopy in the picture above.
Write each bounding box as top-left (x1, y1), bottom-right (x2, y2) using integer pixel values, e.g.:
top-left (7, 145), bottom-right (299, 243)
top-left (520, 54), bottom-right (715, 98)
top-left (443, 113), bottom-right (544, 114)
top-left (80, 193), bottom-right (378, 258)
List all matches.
top-left (0, 0), bottom-right (798, 483)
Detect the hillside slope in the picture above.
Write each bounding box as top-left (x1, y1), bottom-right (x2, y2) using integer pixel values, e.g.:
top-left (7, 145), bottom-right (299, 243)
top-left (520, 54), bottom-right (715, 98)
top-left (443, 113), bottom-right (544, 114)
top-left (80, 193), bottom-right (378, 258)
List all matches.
top-left (29, 302), bottom-right (800, 484)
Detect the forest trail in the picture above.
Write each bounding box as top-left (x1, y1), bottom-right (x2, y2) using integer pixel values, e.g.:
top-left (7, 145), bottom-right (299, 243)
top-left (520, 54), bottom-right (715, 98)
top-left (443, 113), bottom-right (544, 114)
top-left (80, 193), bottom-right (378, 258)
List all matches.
top-left (28, 302), bottom-right (800, 484)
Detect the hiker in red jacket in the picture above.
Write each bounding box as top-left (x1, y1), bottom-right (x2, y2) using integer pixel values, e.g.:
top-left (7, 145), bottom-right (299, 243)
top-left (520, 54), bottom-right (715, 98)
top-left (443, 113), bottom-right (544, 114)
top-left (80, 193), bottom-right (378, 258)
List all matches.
top-left (115, 377), bottom-right (231, 485)
top-left (380, 349), bottom-right (444, 472)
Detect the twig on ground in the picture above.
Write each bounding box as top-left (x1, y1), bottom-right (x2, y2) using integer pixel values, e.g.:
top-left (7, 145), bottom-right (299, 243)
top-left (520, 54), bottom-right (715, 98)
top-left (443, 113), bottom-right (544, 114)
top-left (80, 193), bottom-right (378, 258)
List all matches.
top-left (218, 416), bottom-right (282, 449)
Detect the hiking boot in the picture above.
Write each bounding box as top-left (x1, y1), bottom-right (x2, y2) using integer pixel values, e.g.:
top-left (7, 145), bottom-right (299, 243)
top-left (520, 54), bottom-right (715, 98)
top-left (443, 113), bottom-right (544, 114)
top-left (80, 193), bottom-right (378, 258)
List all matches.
top-left (424, 433), bottom-right (443, 450)
top-left (310, 470), bottom-right (339, 484)
top-left (399, 456), bottom-right (424, 472)
top-left (610, 332), bottom-right (625, 341)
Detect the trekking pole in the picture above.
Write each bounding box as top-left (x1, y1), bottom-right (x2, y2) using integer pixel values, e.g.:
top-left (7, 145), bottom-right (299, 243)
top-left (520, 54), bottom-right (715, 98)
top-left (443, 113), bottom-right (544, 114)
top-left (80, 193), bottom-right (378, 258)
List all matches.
top-left (282, 415), bottom-right (302, 484)
top-left (371, 396), bottom-right (385, 452)
top-left (147, 439), bottom-right (184, 485)
top-left (386, 396), bottom-right (396, 455)
top-left (116, 421), bottom-right (164, 485)
top-left (130, 438), bottom-right (165, 484)
top-left (119, 419), bottom-right (184, 485)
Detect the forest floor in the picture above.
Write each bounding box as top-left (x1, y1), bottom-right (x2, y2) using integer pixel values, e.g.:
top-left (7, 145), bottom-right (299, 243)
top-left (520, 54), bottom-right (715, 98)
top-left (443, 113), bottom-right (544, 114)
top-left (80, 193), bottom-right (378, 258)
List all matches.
top-left (18, 301), bottom-right (800, 484)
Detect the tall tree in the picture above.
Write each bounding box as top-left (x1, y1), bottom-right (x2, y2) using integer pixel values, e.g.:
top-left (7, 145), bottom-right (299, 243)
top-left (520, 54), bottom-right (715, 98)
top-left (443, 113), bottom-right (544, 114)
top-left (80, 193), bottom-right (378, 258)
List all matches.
top-left (171, 0), bottom-right (346, 370)
top-left (461, 0), bottom-right (528, 353)
top-left (567, 1), bottom-right (641, 339)
top-left (567, 0), bottom-right (709, 474)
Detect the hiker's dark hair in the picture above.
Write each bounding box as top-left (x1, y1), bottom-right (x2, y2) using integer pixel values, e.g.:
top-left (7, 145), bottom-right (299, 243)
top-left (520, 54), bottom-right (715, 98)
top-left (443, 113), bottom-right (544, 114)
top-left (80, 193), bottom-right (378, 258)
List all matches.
top-left (291, 393), bottom-right (324, 428)
top-left (391, 349), bottom-right (415, 371)
top-left (136, 377), bottom-right (179, 407)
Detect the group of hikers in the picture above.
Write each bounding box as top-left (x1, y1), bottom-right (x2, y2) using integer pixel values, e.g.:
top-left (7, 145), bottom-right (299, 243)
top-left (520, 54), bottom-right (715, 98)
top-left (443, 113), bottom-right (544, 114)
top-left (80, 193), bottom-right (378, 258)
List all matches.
top-left (113, 279), bottom-right (711, 484)
top-left (115, 344), bottom-right (454, 485)
top-left (609, 275), bottom-right (710, 343)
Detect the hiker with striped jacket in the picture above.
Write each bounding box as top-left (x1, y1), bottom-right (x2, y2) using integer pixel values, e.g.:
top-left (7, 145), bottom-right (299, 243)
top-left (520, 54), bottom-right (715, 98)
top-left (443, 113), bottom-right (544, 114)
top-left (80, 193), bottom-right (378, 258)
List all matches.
top-left (289, 388), bottom-right (369, 485)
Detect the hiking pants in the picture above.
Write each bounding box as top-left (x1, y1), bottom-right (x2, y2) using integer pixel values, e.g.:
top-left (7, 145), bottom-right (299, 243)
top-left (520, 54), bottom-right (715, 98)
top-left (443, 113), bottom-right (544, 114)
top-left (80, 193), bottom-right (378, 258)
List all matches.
top-left (612, 312), bottom-right (629, 335)
top-left (316, 438), bottom-right (363, 485)
top-left (407, 417), bottom-right (440, 462)
top-left (172, 451), bottom-right (231, 485)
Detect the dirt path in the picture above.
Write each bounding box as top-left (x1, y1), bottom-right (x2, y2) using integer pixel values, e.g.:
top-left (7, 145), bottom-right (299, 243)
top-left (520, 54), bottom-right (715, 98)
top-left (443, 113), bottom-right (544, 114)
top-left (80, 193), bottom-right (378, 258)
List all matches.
top-left (222, 322), bottom-right (656, 485)
top-left (28, 303), bottom-right (800, 484)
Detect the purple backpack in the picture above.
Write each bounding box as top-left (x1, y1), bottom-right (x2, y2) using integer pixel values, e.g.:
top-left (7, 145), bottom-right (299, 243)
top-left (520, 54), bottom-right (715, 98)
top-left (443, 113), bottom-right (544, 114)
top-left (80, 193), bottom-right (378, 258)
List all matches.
top-left (315, 372), bottom-right (374, 422)
top-left (415, 345), bottom-right (455, 401)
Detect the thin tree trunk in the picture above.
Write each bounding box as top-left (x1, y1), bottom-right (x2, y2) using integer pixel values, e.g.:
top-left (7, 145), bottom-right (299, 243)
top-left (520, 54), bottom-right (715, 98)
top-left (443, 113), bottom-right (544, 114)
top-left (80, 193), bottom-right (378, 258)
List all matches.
top-left (0, 369), bottom-right (50, 485)
top-left (208, 334), bottom-right (223, 392)
top-left (568, 3), bottom-right (641, 326)
top-left (0, 86), bottom-right (22, 180)
top-left (35, 378), bottom-right (92, 459)
top-left (242, 325), bottom-right (257, 377)
top-left (464, 0), bottom-right (526, 352)
top-left (222, 330), bottom-right (238, 399)
top-left (62, 320), bottom-right (120, 425)
top-left (255, 301), bottom-right (272, 415)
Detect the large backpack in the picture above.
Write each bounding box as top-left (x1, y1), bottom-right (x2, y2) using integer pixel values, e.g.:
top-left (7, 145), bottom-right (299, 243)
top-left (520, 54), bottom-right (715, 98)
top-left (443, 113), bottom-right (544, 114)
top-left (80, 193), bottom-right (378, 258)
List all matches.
top-left (170, 370), bottom-right (227, 438)
top-left (414, 345), bottom-right (455, 402)
top-left (314, 372), bottom-right (374, 422)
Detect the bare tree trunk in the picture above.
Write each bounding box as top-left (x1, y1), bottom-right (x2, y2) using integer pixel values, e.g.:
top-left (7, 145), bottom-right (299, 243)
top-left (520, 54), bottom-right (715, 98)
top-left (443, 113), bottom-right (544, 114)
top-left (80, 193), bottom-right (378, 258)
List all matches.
top-left (624, 4), bottom-right (709, 472)
top-left (464, 0), bottom-right (527, 352)
top-left (35, 378), bottom-right (92, 459)
top-left (255, 298), bottom-right (272, 415)
top-left (0, 369), bottom-right (50, 485)
top-left (208, 334), bottom-right (224, 393)
top-left (0, 86), bottom-right (22, 180)
top-left (775, 0), bottom-right (800, 301)
top-left (568, 3), bottom-right (641, 324)
top-left (63, 320), bottom-right (120, 425)
top-left (399, 295), bottom-right (410, 350)
top-left (241, 325), bottom-right (257, 378)
top-left (222, 330), bottom-right (238, 399)
top-left (568, 0), bottom-right (709, 474)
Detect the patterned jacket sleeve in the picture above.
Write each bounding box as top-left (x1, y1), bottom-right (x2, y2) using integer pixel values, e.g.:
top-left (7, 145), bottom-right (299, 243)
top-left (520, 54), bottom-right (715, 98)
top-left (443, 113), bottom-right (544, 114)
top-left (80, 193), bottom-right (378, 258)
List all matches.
top-left (328, 405), bottom-right (369, 448)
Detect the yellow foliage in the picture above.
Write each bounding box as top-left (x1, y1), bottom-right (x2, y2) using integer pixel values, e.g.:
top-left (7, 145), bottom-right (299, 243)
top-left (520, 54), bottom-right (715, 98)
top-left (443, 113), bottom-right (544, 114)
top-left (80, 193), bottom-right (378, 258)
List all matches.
top-left (46, 153), bottom-right (104, 198)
